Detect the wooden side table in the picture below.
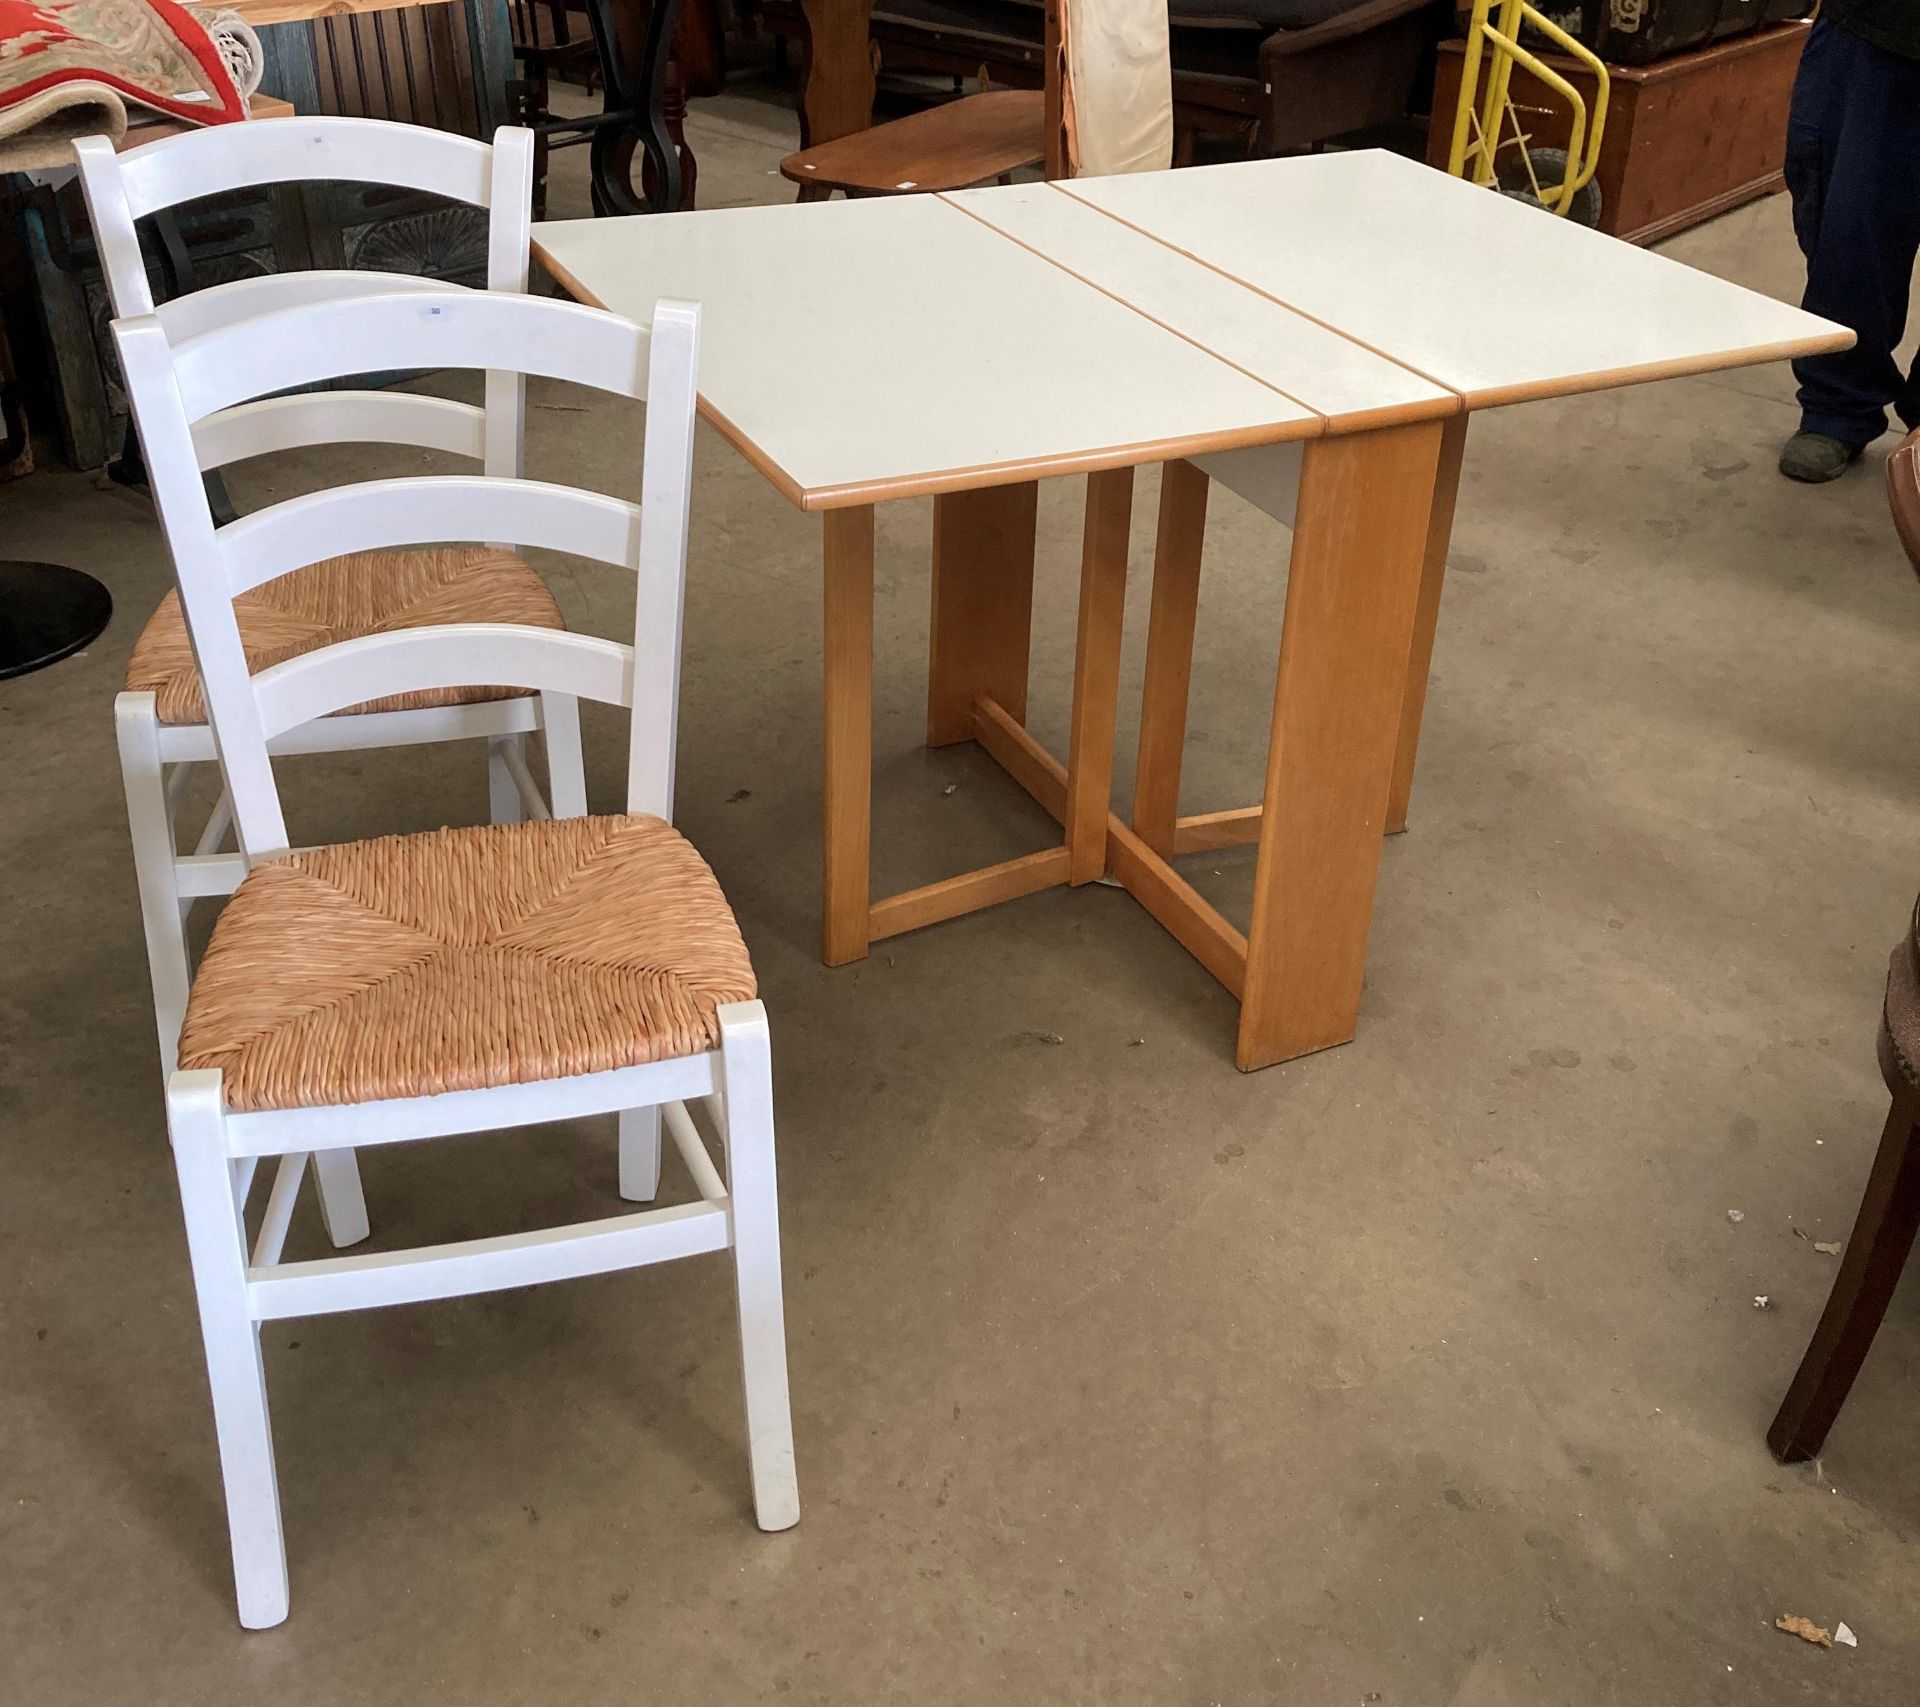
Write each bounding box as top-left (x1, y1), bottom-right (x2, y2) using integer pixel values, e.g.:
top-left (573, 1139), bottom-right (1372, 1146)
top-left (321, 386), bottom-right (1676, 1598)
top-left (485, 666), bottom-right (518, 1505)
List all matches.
top-left (539, 153), bottom-right (1846, 1071)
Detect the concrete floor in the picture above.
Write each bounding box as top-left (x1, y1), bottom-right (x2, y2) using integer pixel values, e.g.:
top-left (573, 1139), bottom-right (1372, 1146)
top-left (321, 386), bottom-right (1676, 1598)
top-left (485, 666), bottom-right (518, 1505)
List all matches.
top-left (5, 83), bottom-right (1920, 1706)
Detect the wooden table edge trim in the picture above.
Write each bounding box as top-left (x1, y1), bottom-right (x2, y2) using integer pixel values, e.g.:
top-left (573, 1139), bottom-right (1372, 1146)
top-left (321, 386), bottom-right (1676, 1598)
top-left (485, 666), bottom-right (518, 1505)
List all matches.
top-left (224, 0), bottom-right (439, 23)
top-left (1456, 333), bottom-right (1857, 409)
top-left (1052, 183), bottom-right (1851, 412)
top-left (534, 241), bottom-right (821, 511)
top-left (1321, 396), bottom-right (1463, 434)
top-left (532, 238), bottom-right (605, 309)
top-left (788, 421), bottom-right (1321, 511)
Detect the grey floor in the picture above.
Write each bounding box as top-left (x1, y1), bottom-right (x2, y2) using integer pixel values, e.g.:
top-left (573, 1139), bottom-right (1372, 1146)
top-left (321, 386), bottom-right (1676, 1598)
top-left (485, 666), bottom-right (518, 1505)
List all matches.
top-left (5, 84), bottom-right (1920, 1706)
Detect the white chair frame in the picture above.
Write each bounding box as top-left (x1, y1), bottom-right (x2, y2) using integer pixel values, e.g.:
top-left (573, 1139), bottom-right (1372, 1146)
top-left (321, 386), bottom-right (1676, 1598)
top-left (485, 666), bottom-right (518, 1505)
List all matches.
top-left (75, 119), bottom-right (612, 1244)
top-left (117, 285), bottom-right (798, 1629)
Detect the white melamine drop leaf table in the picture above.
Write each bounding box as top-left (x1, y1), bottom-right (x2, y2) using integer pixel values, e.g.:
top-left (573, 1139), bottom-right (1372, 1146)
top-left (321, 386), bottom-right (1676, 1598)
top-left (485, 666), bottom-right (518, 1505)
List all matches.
top-left (533, 153), bottom-right (1849, 1071)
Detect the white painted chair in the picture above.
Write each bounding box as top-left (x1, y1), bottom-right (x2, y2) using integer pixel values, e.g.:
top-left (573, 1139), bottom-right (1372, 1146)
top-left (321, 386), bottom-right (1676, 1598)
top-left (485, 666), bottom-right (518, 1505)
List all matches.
top-left (78, 116), bottom-right (579, 1236)
top-left (114, 284), bottom-right (798, 1628)
top-left (75, 119), bottom-right (597, 1245)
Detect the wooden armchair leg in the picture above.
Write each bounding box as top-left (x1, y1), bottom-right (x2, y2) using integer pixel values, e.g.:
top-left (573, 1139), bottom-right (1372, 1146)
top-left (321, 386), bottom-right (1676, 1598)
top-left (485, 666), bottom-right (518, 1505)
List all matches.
top-left (1768, 1089), bottom-right (1920, 1462)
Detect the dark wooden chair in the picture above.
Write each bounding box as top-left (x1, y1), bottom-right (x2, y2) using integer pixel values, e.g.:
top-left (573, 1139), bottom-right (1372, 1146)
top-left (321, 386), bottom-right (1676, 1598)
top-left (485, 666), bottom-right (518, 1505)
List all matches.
top-left (759, 0), bottom-right (1445, 167)
top-left (777, 0), bottom-right (1173, 198)
top-left (510, 0), bottom-right (601, 196)
top-left (507, 0), bottom-right (687, 217)
top-left (780, 85), bottom-right (1046, 198)
top-left (1890, 426), bottom-right (1920, 571)
top-left (1769, 427), bottom-right (1920, 1463)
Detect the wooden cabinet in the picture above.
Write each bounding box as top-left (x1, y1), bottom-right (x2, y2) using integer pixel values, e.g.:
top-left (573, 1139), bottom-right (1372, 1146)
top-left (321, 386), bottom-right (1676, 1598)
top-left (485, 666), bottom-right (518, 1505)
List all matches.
top-left (1426, 18), bottom-right (1809, 247)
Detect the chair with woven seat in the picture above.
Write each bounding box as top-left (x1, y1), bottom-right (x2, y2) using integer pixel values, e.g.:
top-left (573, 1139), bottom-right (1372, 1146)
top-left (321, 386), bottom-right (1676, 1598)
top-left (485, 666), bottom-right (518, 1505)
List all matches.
top-left (74, 120), bottom-right (628, 1240)
top-left (116, 282), bottom-right (798, 1629)
top-left (123, 546), bottom-right (566, 728)
top-left (777, 0), bottom-right (1172, 197)
top-left (1768, 428), bottom-right (1920, 1463)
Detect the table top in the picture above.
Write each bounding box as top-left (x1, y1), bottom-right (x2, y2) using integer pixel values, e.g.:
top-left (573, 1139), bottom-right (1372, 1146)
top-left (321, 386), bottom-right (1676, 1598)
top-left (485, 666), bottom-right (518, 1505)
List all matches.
top-left (1062, 151), bottom-right (1851, 409)
top-left (946, 180), bottom-right (1456, 434)
top-left (533, 151), bottom-right (1852, 508)
top-left (536, 193), bottom-right (1324, 511)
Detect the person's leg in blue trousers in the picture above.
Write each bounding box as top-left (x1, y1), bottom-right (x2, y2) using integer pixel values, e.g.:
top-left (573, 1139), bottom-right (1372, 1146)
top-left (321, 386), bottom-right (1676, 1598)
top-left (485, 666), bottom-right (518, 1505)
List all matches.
top-left (1785, 15), bottom-right (1920, 457)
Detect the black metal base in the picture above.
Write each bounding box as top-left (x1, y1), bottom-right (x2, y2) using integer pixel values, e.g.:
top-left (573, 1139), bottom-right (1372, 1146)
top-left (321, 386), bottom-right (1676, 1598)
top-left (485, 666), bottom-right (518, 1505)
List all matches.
top-left (0, 560), bottom-right (112, 681)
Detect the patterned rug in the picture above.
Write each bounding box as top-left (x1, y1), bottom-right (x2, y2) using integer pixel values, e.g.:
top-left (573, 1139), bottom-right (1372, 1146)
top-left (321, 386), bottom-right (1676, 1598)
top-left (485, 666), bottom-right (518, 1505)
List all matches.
top-left (0, 0), bottom-right (244, 168)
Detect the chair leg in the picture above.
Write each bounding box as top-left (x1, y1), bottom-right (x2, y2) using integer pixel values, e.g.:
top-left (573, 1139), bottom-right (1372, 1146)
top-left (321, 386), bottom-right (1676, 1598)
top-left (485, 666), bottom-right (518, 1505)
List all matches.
top-left (179, 785), bottom-right (235, 939)
top-left (541, 691), bottom-right (589, 818)
top-left (310, 1148), bottom-right (371, 1248)
top-left (119, 697), bottom-right (371, 1252)
top-left (488, 734), bottom-right (526, 823)
top-left (168, 1071), bottom-right (290, 1629)
top-left (532, 119), bottom-right (552, 223)
top-left (716, 1001), bottom-right (800, 1531)
top-left (1769, 1090), bottom-right (1920, 1462)
top-left (618, 1107), bottom-right (662, 1202)
top-left (192, 787), bottom-right (235, 859)
top-left (115, 695), bottom-right (192, 1071)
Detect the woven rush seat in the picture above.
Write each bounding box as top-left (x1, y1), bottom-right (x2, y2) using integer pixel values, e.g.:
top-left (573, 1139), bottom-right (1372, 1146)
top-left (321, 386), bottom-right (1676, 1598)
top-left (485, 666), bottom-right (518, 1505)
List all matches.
top-left (178, 815), bottom-right (756, 1112)
top-left (126, 547), bottom-right (566, 725)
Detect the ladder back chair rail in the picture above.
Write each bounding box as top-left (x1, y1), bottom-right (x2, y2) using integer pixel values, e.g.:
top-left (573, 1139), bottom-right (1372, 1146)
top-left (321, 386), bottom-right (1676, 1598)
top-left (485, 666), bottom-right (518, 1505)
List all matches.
top-left (75, 119), bottom-right (534, 463)
top-left (75, 122), bottom-right (560, 1083)
top-left (115, 285), bottom-right (697, 855)
top-left (78, 122), bottom-right (558, 1254)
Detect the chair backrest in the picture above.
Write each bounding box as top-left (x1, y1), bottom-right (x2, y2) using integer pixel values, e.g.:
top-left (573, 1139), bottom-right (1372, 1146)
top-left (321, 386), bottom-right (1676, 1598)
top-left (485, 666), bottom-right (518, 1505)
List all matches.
top-left (73, 119), bottom-right (536, 476)
top-left (1893, 427), bottom-right (1920, 578)
top-left (113, 286), bottom-right (700, 863)
top-left (1048, 0), bottom-right (1174, 179)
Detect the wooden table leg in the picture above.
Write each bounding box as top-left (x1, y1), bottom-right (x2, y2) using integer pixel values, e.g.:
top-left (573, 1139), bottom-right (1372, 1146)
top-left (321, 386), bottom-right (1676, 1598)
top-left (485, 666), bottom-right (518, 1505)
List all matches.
top-left (1237, 421), bottom-right (1446, 1071)
top-left (927, 481), bottom-right (1038, 747)
top-left (795, 0), bottom-right (877, 151)
top-left (1131, 459), bottom-right (1209, 858)
top-left (822, 505), bottom-right (875, 966)
top-left (1066, 468), bottom-right (1134, 884)
top-left (1385, 411), bottom-right (1469, 836)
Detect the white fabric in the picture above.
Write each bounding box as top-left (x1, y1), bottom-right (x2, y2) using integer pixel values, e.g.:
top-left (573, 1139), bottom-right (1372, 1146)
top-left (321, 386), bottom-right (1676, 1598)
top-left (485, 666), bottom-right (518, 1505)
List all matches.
top-left (191, 9), bottom-right (266, 99)
top-left (1061, 0), bottom-right (1174, 178)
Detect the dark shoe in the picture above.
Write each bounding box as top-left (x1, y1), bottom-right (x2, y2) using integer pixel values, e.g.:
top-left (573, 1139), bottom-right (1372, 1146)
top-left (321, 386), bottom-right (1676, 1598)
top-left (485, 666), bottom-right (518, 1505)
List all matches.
top-left (1779, 431), bottom-right (1864, 483)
